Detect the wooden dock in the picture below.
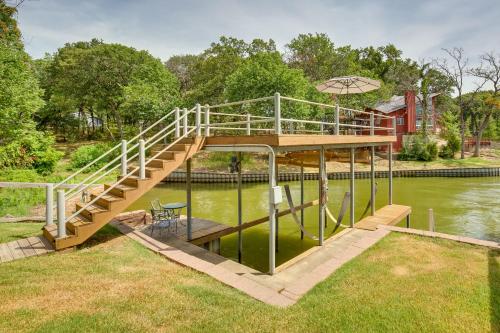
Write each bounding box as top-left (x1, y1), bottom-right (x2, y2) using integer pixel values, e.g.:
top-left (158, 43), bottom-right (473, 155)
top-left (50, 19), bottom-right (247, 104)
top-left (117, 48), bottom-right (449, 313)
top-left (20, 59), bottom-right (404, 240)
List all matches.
top-left (0, 236), bottom-right (54, 263)
top-left (354, 204), bottom-right (411, 231)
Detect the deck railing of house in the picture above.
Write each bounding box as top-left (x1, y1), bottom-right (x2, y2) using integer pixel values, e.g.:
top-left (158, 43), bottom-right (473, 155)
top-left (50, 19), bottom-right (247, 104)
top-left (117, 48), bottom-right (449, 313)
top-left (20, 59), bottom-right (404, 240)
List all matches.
top-left (46, 92), bottom-right (395, 238)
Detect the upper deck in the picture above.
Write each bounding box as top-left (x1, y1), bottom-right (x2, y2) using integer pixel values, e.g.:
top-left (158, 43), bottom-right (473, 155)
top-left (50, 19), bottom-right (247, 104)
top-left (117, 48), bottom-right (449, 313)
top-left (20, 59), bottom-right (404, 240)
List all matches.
top-left (205, 134), bottom-right (396, 150)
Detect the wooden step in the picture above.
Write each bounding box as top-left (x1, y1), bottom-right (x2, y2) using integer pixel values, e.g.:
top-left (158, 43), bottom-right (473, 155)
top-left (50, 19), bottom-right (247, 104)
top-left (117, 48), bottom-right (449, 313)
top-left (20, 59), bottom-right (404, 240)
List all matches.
top-left (178, 137), bottom-right (195, 144)
top-left (149, 151), bottom-right (177, 160)
top-left (127, 166), bottom-right (162, 178)
top-left (144, 158), bottom-right (175, 168)
top-left (119, 175), bottom-right (150, 187)
top-left (104, 183), bottom-right (136, 198)
top-left (168, 144), bottom-right (189, 152)
top-left (67, 214), bottom-right (92, 234)
top-left (76, 203), bottom-right (108, 221)
top-left (43, 223), bottom-right (75, 243)
top-left (90, 193), bottom-right (124, 209)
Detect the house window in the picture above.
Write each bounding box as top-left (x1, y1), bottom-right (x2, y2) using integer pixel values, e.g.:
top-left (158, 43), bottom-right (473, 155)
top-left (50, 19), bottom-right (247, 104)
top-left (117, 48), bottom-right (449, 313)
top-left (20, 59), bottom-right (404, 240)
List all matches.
top-left (396, 117), bottom-right (405, 126)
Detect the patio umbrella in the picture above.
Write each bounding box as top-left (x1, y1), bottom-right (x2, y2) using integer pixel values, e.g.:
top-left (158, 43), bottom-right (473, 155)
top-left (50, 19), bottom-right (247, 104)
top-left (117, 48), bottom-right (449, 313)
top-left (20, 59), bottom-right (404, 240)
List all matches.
top-left (315, 76), bottom-right (381, 95)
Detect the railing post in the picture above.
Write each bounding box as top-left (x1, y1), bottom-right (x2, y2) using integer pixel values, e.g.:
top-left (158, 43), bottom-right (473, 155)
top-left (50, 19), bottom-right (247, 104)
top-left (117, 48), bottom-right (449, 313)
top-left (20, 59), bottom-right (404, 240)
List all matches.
top-left (57, 190), bottom-right (66, 238)
top-left (320, 123), bottom-right (324, 135)
top-left (335, 104), bottom-right (340, 135)
top-left (370, 112), bottom-right (375, 136)
top-left (174, 107), bottom-right (180, 138)
top-left (121, 139), bottom-right (127, 176)
top-left (183, 108), bottom-right (188, 136)
top-left (139, 139), bottom-right (146, 180)
top-left (274, 92), bottom-right (281, 135)
top-left (246, 113), bottom-right (251, 135)
top-left (204, 104), bottom-right (210, 136)
top-left (392, 116), bottom-right (396, 136)
top-left (195, 103), bottom-right (202, 136)
top-left (45, 183), bottom-right (53, 226)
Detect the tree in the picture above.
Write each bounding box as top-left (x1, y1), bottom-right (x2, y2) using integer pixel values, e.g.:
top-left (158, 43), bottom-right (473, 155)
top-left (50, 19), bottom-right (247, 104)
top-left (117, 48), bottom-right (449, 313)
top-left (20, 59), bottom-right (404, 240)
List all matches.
top-left (0, 1), bottom-right (62, 173)
top-left (165, 54), bottom-right (199, 94)
top-left (185, 36), bottom-right (276, 105)
top-left (285, 33), bottom-right (337, 82)
top-left (44, 41), bottom-right (180, 139)
top-left (469, 52), bottom-right (500, 156)
top-left (434, 48), bottom-right (485, 159)
top-left (224, 52), bottom-right (311, 118)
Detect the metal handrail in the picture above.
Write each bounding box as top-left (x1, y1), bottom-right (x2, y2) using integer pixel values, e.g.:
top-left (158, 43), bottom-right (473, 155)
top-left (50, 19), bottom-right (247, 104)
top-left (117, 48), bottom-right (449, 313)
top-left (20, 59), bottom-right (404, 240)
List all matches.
top-left (65, 126), bottom-right (196, 223)
top-left (54, 108), bottom-right (178, 190)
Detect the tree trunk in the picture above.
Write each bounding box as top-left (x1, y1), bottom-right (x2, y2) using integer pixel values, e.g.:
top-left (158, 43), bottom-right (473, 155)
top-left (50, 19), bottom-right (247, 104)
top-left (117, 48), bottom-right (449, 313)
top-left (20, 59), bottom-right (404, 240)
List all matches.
top-left (473, 113), bottom-right (492, 157)
top-left (460, 110), bottom-right (465, 159)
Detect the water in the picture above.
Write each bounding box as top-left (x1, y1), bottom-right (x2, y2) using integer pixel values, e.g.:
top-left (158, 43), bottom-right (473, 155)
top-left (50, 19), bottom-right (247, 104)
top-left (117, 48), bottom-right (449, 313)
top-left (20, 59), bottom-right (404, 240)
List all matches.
top-left (127, 177), bottom-right (500, 272)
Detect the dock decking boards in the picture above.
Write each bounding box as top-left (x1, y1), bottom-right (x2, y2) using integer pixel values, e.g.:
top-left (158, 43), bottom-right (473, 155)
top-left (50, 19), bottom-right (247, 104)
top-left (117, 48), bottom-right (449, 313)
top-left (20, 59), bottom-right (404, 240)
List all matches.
top-left (354, 204), bottom-right (411, 231)
top-left (0, 236), bottom-right (54, 263)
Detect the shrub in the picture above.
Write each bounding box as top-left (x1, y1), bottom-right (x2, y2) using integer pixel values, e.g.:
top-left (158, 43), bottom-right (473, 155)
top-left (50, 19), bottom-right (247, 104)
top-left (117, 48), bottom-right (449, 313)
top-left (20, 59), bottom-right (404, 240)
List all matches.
top-left (0, 131), bottom-right (63, 174)
top-left (439, 132), bottom-right (461, 159)
top-left (69, 143), bottom-right (115, 171)
top-left (399, 135), bottom-right (438, 162)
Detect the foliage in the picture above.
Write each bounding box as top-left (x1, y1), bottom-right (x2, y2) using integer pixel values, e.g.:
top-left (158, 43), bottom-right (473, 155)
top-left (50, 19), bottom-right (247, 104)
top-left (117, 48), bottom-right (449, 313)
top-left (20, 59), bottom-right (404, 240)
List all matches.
top-left (439, 109), bottom-right (461, 159)
top-left (41, 40), bottom-right (180, 139)
top-left (224, 52), bottom-right (312, 118)
top-left (69, 143), bottom-right (116, 171)
top-left (399, 135), bottom-right (438, 161)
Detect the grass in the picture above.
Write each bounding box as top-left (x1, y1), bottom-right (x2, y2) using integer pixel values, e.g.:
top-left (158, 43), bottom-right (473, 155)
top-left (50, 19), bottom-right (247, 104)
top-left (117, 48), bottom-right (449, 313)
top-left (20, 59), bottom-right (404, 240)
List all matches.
top-left (0, 222), bottom-right (42, 243)
top-left (0, 226), bottom-right (497, 332)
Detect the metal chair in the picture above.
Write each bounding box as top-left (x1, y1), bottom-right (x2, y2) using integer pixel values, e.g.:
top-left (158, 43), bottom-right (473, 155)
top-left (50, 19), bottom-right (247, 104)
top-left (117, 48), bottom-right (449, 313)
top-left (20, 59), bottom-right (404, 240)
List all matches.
top-left (150, 200), bottom-right (177, 237)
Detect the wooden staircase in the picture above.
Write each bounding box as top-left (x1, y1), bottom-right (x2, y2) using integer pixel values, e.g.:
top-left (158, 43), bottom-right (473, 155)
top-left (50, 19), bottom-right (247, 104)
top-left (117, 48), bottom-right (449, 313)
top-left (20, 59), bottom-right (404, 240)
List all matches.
top-left (43, 137), bottom-right (205, 250)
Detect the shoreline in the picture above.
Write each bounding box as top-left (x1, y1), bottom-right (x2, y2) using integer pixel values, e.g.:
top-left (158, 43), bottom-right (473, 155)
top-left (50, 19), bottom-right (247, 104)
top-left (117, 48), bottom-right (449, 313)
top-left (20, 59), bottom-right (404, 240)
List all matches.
top-left (164, 166), bottom-right (500, 183)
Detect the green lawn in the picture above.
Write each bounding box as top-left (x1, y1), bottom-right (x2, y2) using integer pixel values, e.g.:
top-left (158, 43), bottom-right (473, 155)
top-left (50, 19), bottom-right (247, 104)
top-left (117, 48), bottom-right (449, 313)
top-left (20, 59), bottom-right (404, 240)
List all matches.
top-left (0, 222), bottom-right (42, 243)
top-left (0, 225), bottom-right (497, 332)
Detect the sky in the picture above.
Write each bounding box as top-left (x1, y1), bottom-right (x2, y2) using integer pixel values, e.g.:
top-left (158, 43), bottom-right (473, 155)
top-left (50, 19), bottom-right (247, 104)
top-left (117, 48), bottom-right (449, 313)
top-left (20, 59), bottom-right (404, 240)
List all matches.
top-left (14, 0), bottom-right (500, 92)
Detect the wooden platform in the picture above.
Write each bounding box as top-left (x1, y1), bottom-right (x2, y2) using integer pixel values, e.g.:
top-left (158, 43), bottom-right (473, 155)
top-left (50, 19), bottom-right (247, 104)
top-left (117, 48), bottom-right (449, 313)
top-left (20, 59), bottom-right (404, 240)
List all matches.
top-left (0, 236), bottom-right (54, 263)
top-left (205, 134), bottom-right (396, 149)
top-left (354, 204), bottom-right (411, 231)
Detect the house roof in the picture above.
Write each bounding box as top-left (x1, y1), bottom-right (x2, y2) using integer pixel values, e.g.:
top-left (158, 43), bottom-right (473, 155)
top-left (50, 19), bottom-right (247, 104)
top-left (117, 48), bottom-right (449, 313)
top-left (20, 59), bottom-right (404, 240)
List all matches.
top-left (371, 93), bottom-right (440, 114)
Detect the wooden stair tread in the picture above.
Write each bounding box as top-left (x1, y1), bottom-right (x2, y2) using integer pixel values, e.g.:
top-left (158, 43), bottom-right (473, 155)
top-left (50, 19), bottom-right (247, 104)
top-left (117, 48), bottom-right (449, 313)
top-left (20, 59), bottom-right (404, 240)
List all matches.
top-left (77, 203), bottom-right (108, 213)
top-left (105, 184), bottom-right (136, 191)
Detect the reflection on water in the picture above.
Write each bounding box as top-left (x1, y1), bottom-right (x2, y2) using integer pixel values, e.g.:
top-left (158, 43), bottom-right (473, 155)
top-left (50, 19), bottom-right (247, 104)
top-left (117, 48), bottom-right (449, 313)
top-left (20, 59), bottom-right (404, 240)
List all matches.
top-left (127, 177), bottom-right (500, 272)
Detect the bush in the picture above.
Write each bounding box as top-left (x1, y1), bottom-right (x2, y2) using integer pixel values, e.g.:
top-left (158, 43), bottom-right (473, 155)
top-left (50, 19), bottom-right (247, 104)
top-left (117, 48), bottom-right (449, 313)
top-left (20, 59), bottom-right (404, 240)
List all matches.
top-left (399, 135), bottom-right (438, 162)
top-left (0, 131), bottom-right (63, 174)
top-left (69, 143), bottom-right (115, 171)
top-left (439, 132), bottom-right (461, 159)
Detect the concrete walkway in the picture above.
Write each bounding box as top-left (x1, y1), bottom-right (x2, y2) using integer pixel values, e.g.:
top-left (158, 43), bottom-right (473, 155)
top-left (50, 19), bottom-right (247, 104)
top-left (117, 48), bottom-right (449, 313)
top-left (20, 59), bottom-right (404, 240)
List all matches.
top-left (112, 220), bottom-right (391, 307)
top-left (0, 236), bottom-right (54, 263)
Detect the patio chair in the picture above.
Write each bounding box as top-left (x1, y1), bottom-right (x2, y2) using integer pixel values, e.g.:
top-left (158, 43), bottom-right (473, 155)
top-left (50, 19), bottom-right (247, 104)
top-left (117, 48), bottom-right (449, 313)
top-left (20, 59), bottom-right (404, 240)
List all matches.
top-left (150, 200), bottom-right (177, 236)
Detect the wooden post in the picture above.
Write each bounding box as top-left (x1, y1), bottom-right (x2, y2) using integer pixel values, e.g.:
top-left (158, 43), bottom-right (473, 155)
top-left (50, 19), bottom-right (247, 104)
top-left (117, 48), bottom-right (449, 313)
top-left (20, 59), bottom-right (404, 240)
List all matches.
top-left (319, 147), bottom-right (325, 245)
top-left (370, 112), bottom-right (375, 136)
top-left (370, 146), bottom-right (375, 215)
top-left (428, 208), bottom-right (435, 232)
top-left (350, 147), bottom-right (355, 228)
top-left (406, 214), bottom-right (410, 228)
top-left (57, 190), bottom-right (66, 238)
top-left (187, 158), bottom-right (192, 241)
top-left (237, 152), bottom-right (243, 263)
top-left (300, 163), bottom-right (304, 240)
top-left (388, 144), bottom-right (393, 205)
top-left (45, 183), bottom-right (53, 226)
top-left (268, 152), bottom-right (276, 275)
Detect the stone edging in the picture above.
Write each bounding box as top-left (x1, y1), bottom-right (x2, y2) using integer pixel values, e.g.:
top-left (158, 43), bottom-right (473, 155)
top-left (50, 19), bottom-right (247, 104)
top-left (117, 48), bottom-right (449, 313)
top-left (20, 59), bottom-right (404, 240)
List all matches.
top-left (164, 167), bottom-right (500, 183)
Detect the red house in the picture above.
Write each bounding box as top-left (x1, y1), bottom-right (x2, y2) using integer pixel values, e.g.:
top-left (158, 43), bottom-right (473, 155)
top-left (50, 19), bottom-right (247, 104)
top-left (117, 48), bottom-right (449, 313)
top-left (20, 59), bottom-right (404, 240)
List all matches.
top-left (365, 91), bottom-right (439, 150)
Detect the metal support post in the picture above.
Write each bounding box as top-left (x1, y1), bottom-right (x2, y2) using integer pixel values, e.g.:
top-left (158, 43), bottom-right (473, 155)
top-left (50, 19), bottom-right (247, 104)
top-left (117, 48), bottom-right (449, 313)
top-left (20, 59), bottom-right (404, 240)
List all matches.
top-left (174, 107), bottom-right (180, 138)
top-left (139, 139), bottom-right (146, 179)
top-left (335, 104), bottom-right (340, 135)
top-left (268, 152), bottom-right (276, 275)
top-left (187, 158), bottom-right (192, 241)
top-left (370, 146), bottom-right (375, 215)
top-left (274, 92), bottom-right (281, 135)
top-left (319, 147), bottom-right (325, 245)
top-left (350, 147), bottom-right (355, 227)
top-left (121, 139), bottom-right (127, 176)
top-left (388, 144), bottom-right (393, 205)
top-left (45, 183), bottom-right (53, 226)
top-left (237, 152), bottom-right (243, 263)
top-left (195, 103), bottom-right (202, 136)
top-left (183, 108), bottom-right (188, 136)
top-left (204, 105), bottom-right (210, 136)
top-left (300, 164), bottom-right (304, 240)
top-left (57, 190), bottom-right (66, 238)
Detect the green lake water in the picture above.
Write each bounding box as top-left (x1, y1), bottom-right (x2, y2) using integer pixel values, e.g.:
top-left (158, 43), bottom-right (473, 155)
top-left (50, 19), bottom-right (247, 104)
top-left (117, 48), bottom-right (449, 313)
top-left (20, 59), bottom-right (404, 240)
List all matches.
top-left (127, 177), bottom-right (500, 272)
